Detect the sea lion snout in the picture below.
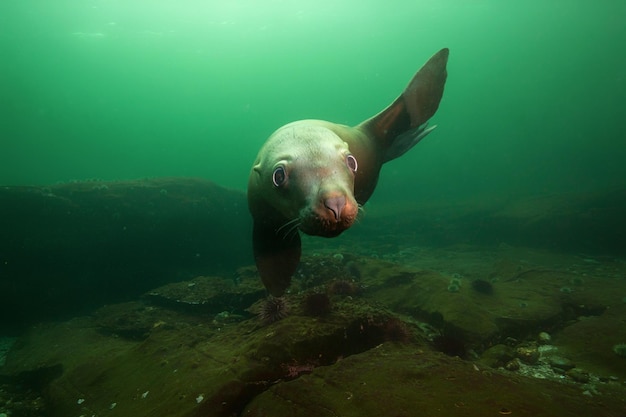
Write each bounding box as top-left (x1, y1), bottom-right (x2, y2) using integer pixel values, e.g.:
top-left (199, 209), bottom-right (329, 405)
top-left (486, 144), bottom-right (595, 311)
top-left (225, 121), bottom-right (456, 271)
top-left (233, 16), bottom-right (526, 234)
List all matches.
top-left (299, 188), bottom-right (358, 237)
top-left (324, 195), bottom-right (346, 220)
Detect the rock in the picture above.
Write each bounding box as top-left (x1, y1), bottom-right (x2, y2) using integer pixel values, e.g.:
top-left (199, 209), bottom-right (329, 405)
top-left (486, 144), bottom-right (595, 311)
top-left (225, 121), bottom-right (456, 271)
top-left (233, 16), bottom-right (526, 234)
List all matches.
top-left (538, 331), bottom-right (551, 345)
top-left (567, 368), bottom-right (590, 383)
top-left (516, 345), bottom-right (540, 365)
top-left (480, 344), bottom-right (516, 368)
top-left (547, 356), bottom-right (575, 372)
top-left (505, 358), bottom-right (521, 371)
top-left (551, 308), bottom-right (626, 379)
top-left (353, 187), bottom-right (626, 254)
top-left (3, 247), bottom-right (626, 417)
top-left (243, 344), bottom-right (622, 417)
top-left (2, 294), bottom-right (414, 417)
top-left (94, 302), bottom-right (162, 340)
top-left (0, 178), bottom-right (250, 332)
top-left (144, 275), bottom-right (264, 315)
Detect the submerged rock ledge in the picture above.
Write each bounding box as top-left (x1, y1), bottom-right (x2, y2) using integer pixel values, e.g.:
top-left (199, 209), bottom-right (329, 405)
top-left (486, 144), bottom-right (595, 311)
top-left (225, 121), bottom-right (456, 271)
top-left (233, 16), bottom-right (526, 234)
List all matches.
top-left (0, 177), bottom-right (250, 332)
top-left (2, 249), bottom-right (626, 416)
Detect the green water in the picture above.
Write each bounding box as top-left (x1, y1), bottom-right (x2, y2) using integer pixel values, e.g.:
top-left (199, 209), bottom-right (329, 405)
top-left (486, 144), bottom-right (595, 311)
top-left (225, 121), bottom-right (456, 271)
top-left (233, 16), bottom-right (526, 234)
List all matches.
top-left (1, 0), bottom-right (625, 202)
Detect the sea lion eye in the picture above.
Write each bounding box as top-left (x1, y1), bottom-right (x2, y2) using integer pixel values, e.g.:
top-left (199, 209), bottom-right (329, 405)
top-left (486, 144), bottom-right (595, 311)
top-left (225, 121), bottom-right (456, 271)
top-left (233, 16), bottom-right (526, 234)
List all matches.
top-left (346, 154), bottom-right (358, 173)
top-left (272, 166), bottom-right (286, 187)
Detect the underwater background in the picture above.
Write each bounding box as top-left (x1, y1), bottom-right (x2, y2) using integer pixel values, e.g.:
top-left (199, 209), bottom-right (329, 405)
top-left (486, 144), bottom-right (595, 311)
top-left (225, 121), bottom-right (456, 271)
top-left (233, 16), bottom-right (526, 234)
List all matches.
top-left (2, 0), bottom-right (625, 201)
top-left (2, 2), bottom-right (626, 416)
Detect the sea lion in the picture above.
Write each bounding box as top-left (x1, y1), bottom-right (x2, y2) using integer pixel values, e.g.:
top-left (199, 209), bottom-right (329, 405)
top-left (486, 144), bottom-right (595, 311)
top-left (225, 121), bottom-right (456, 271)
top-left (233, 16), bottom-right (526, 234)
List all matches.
top-left (248, 48), bottom-right (449, 296)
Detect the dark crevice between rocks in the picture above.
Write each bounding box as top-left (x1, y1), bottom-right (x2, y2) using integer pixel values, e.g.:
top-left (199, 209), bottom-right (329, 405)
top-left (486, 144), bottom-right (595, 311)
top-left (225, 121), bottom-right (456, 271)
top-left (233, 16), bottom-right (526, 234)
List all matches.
top-left (431, 334), bottom-right (467, 358)
top-left (492, 314), bottom-right (565, 347)
top-left (206, 314), bottom-right (413, 417)
top-left (0, 364), bottom-right (63, 417)
top-left (197, 379), bottom-right (269, 417)
top-left (1, 364), bottom-right (63, 391)
top-left (562, 302), bottom-right (606, 320)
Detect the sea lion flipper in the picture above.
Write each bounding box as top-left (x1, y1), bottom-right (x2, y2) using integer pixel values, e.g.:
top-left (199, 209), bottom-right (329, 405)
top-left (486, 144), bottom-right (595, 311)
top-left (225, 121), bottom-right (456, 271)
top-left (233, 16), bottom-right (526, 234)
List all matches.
top-left (383, 123), bottom-right (437, 162)
top-left (252, 222), bottom-right (301, 297)
top-left (402, 47), bottom-right (449, 127)
top-left (360, 48), bottom-right (449, 162)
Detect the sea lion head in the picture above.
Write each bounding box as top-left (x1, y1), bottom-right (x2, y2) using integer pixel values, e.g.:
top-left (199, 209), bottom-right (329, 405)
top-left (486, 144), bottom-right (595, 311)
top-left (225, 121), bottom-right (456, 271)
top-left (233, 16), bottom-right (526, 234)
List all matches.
top-left (248, 121), bottom-right (360, 238)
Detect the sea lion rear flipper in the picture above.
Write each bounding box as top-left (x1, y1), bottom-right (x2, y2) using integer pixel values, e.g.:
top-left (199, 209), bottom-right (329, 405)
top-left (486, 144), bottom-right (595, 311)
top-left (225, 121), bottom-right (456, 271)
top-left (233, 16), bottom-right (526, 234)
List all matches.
top-left (360, 48), bottom-right (449, 162)
top-left (252, 222), bottom-right (301, 297)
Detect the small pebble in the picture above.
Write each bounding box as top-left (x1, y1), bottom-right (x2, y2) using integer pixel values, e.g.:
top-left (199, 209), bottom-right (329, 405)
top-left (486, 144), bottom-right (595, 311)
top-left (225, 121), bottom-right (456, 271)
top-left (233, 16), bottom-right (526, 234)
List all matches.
top-left (537, 332), bottom-right (551, 345)
top-left (504, 358), bottom-right (521, 371)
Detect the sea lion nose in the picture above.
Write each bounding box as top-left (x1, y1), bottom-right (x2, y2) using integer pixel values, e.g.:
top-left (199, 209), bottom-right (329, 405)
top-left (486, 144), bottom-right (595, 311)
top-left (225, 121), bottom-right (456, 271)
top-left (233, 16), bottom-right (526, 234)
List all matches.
top-left (324, 195), bottom-right (346, 221)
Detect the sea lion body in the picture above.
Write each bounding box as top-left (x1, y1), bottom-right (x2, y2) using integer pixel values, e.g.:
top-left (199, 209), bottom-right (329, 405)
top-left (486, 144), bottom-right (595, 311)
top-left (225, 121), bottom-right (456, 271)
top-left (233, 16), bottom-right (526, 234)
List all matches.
top-left (248, 48), bottom-right (449, 296)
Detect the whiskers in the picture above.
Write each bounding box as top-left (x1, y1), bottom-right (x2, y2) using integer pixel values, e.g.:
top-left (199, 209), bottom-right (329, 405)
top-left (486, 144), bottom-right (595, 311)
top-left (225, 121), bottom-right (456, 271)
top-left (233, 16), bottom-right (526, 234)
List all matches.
top-left (276, 218), bottom-right (301, 241)
top-left (354, 204), bottom-right (365, 223)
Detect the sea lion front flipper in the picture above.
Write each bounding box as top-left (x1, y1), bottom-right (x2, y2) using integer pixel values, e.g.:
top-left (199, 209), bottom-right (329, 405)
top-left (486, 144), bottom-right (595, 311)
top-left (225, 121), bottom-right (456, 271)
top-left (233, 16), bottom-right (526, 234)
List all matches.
top-left (360, 48), bottom-right (449, 162)
top-left (252, 222), bottom-right (301, 297)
